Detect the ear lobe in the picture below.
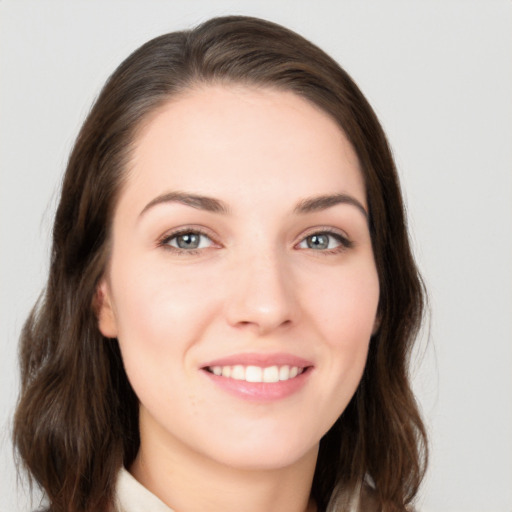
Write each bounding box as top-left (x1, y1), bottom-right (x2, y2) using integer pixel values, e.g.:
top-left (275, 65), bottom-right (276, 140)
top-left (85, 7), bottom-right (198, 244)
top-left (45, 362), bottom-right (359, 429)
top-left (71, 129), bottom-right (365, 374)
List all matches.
top-left (95, 279), bottom-right (118, 338)
top-left (372, 313), bottom-right (381, 336)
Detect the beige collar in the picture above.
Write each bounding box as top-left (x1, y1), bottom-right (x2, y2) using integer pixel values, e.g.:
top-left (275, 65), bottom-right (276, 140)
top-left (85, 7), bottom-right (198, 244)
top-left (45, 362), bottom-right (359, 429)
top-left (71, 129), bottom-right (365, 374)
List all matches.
top-left (115, 468), bottom-right (174, 512)
top-left (114, 467), bottom-right (362, 512)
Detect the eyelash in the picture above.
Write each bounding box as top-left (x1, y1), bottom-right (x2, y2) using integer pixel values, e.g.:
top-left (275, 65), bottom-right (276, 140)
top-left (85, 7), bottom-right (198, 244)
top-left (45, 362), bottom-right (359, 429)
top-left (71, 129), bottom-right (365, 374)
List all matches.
top-left (298, 228), bottom-right (353, 254)
top-left (157, 227), bottom-right (353, 256)
top-left (157, 227), bottom-right (218, 255)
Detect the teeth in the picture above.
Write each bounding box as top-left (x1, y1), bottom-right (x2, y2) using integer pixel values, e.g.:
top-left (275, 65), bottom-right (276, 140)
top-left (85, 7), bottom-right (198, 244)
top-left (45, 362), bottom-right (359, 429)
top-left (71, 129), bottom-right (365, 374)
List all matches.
top-left (279, 365), bottom-right (290, 381)
top-left (208, 364), bottom-right (304, 383)
top-left (263, 366), bottom-right (279, 383)
top-left (232, 365), bottom-right (245, 380)
top-left (245, 366), bottom-right (262, 382)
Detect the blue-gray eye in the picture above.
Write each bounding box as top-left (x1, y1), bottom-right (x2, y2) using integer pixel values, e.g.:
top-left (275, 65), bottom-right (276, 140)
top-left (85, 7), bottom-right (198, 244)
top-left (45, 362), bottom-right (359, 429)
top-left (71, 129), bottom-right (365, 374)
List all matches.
top-left (176, 233), bottom-right (200, 249)
top-left (166, 232), bottom-right (213, 250)
top-left (298, 232), bottom-right (346, 250)
top-left (307, 234), bottom-right (329, 249)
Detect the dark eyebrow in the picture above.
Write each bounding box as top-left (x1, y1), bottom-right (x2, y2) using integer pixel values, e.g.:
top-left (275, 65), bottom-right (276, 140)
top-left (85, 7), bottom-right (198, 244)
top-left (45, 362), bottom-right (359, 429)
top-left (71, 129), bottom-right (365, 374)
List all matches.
top-left (139, 191), bottom-right (230, 217)
top-left (294, 193), bottom-right (368, 220)
top-left (139, 191), bottom-right (367, 220)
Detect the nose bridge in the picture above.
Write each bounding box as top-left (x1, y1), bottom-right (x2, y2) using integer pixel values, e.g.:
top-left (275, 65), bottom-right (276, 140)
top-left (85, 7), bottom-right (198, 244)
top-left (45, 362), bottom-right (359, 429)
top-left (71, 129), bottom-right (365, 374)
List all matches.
top-left (224, 239), bottom-right (297, 334)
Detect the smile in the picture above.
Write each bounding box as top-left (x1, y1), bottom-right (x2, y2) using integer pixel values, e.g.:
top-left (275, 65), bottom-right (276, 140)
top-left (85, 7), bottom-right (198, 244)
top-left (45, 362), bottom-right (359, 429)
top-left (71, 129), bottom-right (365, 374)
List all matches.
top-left (206, 365), bottom-right (305, 383)
top-left (201, 353), bottom-right (313, 401)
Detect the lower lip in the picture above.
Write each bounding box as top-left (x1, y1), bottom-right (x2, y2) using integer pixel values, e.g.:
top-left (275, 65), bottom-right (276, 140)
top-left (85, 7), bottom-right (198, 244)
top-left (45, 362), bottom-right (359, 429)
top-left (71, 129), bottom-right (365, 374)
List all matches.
top-left (202, 368), bottom-right (312, 402)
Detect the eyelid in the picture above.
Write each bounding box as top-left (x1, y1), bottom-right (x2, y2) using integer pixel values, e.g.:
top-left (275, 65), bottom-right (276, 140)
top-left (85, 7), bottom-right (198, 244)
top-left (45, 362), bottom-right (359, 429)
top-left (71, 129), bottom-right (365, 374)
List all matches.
top-left (157, 225), bottom-right (221, 253)
top-left (156, 225), bottom-right (353, 255)
top-left (295, 226), bottom-right (354, 251)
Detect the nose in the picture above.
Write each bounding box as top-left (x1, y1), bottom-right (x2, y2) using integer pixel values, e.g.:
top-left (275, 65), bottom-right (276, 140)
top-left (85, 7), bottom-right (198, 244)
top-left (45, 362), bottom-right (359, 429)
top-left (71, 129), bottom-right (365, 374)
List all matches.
top-left (224, 249), bottom-right (298, 336)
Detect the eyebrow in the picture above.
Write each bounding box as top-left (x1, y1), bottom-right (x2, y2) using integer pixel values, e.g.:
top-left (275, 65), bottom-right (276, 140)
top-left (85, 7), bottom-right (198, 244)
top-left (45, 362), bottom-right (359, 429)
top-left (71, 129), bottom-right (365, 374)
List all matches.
top-left (139, 191), bottom-right (230, 217)
top-left (139, 191), bottom-right (368, 220)
top-left (294, 193), bottom-right (368, 219)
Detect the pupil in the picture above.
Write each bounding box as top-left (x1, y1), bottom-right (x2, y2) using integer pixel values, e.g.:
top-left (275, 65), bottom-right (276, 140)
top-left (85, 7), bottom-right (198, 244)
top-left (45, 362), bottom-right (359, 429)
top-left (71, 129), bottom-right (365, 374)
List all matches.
top-left (177, 233), bottom-right (199, 249)
top-left (308, 234), bottom-right (328, 249)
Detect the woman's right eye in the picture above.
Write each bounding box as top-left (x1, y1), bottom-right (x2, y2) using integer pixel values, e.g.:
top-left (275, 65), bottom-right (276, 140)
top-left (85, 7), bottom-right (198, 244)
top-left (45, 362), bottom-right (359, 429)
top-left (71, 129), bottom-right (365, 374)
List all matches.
top-left (160, 231), bottom-right (215, 252)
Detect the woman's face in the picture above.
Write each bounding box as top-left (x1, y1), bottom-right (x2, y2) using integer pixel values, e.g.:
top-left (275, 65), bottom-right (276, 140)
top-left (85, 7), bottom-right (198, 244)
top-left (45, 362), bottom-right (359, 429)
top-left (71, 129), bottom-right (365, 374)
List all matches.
top-left (98, 85), bottom-right (379, 471)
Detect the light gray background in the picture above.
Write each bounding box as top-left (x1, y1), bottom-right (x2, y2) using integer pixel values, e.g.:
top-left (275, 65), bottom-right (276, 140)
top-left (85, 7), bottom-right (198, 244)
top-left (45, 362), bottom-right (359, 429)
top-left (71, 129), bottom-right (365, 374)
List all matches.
top-left (1, 1), bottom-right (511, 511)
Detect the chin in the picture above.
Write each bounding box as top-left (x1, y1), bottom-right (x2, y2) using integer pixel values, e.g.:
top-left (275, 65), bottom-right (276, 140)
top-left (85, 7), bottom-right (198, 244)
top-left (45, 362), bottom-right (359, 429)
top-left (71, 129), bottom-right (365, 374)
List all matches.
top-left (198, 430), bottom-right (320, 472)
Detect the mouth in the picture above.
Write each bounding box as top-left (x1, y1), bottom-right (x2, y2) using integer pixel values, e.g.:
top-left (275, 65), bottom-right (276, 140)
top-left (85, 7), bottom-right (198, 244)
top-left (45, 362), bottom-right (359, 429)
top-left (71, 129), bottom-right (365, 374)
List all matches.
top-left (200, 353), bottom-right (313, 400)
top-left (204, 364), bottom-right (307, 383)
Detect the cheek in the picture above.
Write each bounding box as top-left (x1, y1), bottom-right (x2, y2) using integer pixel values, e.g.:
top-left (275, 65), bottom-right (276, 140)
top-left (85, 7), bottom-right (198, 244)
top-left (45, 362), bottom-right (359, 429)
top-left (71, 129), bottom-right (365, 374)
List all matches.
top-left (109, 265), bottom-right (215, 415)
top-left (109, 256), bottom-right (235, 399)
top-left (303, 260), bottom-right (379, 406)
top-left (112, 257), bottom-right (216, 339)
top-left (306, 261), bottom-right (380, 344)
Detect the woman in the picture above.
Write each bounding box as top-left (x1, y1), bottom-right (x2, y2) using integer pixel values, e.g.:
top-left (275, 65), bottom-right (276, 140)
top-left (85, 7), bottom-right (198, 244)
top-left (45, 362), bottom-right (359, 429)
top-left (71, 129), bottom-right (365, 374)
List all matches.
top-left (13, 15), bottom-right (427, 512)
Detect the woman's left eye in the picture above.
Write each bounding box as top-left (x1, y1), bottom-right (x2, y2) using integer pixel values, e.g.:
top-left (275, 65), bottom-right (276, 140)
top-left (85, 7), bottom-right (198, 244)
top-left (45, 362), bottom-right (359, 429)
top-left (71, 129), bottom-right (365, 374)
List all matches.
top-left (297, 232), bottom-right (351, 251)
top-left (162, 231), bottom-right (214, 251)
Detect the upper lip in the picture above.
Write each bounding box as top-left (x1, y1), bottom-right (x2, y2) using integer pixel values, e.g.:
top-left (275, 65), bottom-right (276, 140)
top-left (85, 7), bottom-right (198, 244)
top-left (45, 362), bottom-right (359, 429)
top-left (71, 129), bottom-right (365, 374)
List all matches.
top-left (201, 352), bottom-right (313, 369)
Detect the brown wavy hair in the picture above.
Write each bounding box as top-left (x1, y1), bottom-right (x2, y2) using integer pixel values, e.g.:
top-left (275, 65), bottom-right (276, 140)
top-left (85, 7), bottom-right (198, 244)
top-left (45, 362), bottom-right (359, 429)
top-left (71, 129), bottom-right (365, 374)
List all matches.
top-left (13, 15), bottom-right (427, 512)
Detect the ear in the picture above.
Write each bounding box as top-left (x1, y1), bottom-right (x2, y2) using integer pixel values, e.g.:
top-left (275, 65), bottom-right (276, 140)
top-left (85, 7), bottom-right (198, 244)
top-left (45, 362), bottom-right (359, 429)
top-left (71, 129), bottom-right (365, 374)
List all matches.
top-left (372, 313), bottom-right (382, 336)
top-left (95, 279), bottom-right (118, 338)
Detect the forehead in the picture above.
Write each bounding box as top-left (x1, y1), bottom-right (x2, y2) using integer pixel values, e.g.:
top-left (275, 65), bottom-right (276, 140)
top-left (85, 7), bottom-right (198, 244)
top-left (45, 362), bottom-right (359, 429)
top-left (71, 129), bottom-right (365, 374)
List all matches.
top-left (124, 84), bottom-right (366, 211)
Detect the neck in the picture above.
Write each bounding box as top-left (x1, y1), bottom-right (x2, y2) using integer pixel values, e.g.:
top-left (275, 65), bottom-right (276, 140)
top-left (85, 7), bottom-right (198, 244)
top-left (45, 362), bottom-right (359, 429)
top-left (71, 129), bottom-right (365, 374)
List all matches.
top-left (130, 412), bottom-right (318, 512)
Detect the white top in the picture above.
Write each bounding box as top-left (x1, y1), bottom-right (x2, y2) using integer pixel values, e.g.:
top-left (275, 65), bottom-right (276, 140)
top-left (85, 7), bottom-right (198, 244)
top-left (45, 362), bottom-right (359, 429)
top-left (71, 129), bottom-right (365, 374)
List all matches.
top-left (115, 468), bottom-right (174, 512)
top-left (114, 467), bottom-right (362, 512)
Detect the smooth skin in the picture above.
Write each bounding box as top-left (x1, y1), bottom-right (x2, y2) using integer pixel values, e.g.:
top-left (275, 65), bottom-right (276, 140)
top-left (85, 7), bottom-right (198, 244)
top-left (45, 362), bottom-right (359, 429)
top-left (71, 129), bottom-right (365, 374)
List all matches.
top-left (98, 85), bottom-right (380, 512)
